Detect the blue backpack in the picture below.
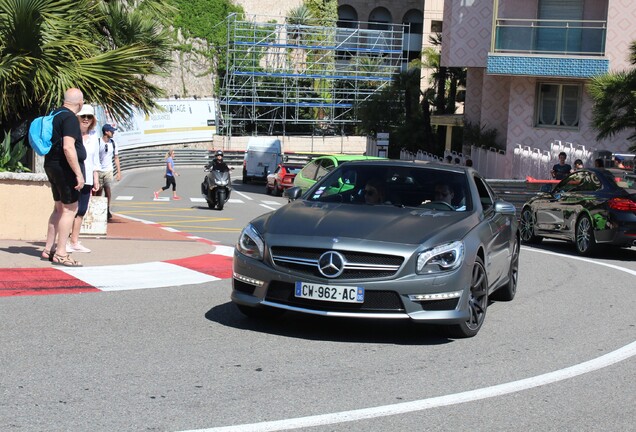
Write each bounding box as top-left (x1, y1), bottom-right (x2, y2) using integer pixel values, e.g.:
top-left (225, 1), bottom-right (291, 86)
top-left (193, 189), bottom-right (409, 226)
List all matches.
top-left (28, 111), bottom-right (62, 156)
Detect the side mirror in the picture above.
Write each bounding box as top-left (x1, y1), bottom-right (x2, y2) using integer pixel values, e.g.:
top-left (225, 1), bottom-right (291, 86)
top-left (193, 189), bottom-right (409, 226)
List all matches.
top-left (494, 200), bottom-right (516, 216)
top-left (285, 187), bottom-right (302, 201)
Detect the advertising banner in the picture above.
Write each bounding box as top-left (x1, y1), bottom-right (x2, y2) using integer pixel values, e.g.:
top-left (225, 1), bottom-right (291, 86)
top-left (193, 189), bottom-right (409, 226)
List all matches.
top-left (96, 99), bottom-right (217, 150)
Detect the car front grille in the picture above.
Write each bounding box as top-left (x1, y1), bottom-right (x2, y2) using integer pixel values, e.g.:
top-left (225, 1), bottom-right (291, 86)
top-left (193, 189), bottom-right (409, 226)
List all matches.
top-left (270, 246), bottom-right (404, 280)
top-left (265, 281), bottom-right (405, 312)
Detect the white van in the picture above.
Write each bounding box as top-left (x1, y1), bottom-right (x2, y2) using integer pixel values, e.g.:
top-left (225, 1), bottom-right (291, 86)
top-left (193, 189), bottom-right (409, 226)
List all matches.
top-left (242, 137), bottom-right (283, 183)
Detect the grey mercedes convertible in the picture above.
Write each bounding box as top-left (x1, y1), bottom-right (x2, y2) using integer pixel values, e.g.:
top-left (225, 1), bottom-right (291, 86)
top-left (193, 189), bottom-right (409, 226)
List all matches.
top-left (232, 160), bottom-right (520, 338)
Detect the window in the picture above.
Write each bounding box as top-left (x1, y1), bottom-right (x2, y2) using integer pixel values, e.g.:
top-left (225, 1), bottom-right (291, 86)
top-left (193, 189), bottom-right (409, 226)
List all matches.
top-left (474, 177), bottom-right (493, 211)
top-left (315, 158), bottom-right (335, 181)
top-left (536, 83), bottom-right (581, 128)
top-left (300, 160), bottom-right (320, 181)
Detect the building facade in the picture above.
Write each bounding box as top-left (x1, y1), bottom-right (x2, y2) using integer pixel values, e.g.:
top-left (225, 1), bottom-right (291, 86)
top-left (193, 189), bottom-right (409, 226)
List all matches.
top-left (442, 0), bottom-right (634, 178)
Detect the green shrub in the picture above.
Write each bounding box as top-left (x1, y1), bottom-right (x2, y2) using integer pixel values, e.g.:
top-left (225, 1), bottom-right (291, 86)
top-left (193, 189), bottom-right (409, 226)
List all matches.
top-left (0, 133), bottom-right (30, 173)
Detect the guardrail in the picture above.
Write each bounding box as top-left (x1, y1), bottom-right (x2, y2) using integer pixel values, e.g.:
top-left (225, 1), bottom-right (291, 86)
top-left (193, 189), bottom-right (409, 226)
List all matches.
top-left (487, 179), bottom-right (546, 214)
top-left (118, 149), bottom-right (316, 172)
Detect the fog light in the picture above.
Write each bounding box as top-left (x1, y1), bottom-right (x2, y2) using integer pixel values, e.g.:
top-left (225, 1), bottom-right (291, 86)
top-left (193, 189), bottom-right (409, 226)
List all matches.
top-left (233, 272), bottom-right (265, 287)
top-left (409, 291), bottom-right (462, 301)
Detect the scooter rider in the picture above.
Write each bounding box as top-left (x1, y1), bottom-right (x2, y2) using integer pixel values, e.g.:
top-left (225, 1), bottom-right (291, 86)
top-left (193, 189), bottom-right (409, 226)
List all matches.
top-left (208, 150), bottom-right (230, 172)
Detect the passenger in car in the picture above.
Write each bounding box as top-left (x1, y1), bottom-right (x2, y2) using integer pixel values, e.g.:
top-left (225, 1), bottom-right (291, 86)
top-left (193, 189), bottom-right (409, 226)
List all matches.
top-left (363, 178), bottom-right (388, 205)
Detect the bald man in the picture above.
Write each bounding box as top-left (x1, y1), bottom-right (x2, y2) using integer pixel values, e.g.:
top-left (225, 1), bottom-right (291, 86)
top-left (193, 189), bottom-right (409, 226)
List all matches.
top-left (42, 87), bottom-right (86, 267)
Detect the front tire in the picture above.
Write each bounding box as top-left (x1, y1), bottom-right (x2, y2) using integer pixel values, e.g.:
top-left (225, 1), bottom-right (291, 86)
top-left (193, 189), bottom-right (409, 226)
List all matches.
top-left (216, 189), bottom-right (226, 210)
top-left (492, 235), bottom-right (519, 302)
top-left (575, 214), bottom-right (597, 256)
top-left (445, 256), bottom-right (489, 338)
top-left (520, 207), bottom-right (543, 244)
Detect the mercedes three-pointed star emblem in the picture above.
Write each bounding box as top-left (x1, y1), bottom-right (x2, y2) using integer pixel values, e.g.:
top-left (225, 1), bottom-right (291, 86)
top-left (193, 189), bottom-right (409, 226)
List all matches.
top-left (317, 251), bottom-right (346, 278)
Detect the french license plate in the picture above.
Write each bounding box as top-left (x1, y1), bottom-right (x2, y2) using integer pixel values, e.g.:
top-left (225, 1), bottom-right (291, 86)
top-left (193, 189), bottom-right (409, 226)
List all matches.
top-left (295, 281), bottom-right (364, 303)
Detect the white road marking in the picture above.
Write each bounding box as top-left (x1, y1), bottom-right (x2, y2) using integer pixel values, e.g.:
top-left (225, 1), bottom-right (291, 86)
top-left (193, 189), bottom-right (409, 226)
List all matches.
top-left (261, 200), bottom-right (282, 206)
top-left (259, 204), bottom-right (278, 210)
top-left (190, 197), bottom-right (207, 203)
top-left (228, 198), bottom-right (245, 204)
top-left (154, 197), bottom-right (170, 202)
top-left (115, 196), bottom-right (134, 201)
top-left (179, 248), bottom-right (636, 432)
top-left (210, 245), bottom-right (235, 257)
top-left (233, 190), bottom-right (253, 200)
top-left (61, 262), bottom-right (219, 291)
top-left (185, 341), bottom-right (636, 432)
top-left (523, 247), bottom-right (636, 276)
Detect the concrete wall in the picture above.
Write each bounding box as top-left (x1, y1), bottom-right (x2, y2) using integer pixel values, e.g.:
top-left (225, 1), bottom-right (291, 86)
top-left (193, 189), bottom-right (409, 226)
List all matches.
top-left (0, 173), bottom-right (51, 241)
top-left (213, 135), bottom-right (367, 154)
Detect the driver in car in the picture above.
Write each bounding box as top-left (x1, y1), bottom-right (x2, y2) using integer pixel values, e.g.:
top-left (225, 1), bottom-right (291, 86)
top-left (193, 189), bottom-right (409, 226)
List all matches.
top-left (433, 183), bottom-right (466, 211)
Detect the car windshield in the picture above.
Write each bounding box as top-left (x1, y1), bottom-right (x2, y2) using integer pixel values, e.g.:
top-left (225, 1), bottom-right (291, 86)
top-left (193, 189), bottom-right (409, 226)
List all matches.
top-left (286, 166), bottom-right (302, 174)
top-left (305, 164), bottom-right (471, 211)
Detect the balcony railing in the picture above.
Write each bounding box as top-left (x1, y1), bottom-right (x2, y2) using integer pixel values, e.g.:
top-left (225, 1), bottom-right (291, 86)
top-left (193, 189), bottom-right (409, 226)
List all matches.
top-left (493, 18), bottom-right (606, 56)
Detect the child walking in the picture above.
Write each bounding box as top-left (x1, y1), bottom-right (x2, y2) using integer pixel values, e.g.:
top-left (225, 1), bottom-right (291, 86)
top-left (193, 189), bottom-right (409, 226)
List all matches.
top-left (154, 149), bottom-right (181, 200)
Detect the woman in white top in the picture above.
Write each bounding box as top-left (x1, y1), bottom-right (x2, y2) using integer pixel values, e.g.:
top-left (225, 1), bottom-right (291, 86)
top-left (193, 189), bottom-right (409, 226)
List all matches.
top-left (67, 104), bottom-right (100, 253)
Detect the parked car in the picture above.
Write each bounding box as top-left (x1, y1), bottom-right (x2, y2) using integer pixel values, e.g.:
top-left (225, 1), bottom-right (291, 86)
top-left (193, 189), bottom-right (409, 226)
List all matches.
top-left (232, 160), bottom-right (520, 338)
top-left (520, 168), bottom-right (636, 255)
top-left (265, 162), bottom-right (304, 196)
top-left (293, 154), bottom-right (384, 193)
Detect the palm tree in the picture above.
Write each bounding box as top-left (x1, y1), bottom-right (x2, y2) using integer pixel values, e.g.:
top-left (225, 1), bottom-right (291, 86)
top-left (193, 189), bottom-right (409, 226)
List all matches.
top-left (0, 0), bottom-right (174, 141)
top-left (588, 41), bottom-right (636, 151)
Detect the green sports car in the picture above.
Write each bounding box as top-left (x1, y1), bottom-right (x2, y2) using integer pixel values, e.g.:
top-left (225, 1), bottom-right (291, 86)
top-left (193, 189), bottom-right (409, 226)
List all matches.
top-left (292, 154), bottom-right (385, 193)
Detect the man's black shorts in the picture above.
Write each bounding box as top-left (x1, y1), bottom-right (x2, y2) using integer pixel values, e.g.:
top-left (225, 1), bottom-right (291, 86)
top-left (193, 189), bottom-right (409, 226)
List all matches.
top-left (45, 164), bottom-right (79, 204)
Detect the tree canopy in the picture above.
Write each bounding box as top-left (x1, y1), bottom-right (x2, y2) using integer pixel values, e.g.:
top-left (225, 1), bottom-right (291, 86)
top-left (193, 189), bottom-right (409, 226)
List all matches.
top-left (588, 41), bottom-right (636, 151)
top-left (0, 0), bottom-right (175, 139)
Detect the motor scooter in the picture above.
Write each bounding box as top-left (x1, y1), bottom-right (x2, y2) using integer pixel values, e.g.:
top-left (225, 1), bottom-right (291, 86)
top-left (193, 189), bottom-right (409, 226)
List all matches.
top-left (201, 167), bottom-right (232, 210)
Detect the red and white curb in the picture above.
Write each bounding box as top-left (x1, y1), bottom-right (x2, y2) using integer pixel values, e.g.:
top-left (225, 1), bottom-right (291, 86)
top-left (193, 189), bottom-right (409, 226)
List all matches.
top-left (0, 215), bottom-right (235, 297)
top-left (0, 247), bottom-right (234, 297)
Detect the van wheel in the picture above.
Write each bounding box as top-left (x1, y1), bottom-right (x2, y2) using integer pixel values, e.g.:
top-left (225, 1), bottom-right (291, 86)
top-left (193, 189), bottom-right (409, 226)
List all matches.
top-left (242, 169), bottom-right (249, 184)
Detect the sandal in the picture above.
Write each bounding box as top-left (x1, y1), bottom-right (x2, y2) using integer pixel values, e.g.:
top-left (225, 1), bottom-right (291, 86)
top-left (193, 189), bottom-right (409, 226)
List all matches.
top-left (41, 248), bottom-right (56, 261)
top-left (51, 253), bottom-right (82, 267)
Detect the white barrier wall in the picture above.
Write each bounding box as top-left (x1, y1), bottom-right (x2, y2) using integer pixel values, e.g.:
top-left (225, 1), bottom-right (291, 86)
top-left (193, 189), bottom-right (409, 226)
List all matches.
top-left (95, 99), bottom-right (217, 150)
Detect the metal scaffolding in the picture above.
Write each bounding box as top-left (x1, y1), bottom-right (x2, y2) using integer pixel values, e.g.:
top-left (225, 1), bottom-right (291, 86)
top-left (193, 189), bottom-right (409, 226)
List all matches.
top-left (219, 15), bottom-right (407, 136)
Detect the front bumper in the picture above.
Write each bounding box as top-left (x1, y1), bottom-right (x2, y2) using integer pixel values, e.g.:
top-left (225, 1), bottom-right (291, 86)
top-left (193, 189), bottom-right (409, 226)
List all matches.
top-left (231, 250), bottom-right (472, 324)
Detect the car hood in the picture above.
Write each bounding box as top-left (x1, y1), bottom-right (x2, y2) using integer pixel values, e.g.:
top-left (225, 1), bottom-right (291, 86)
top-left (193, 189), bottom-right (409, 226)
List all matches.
top-left (259, 201), bottom-right (477, 245)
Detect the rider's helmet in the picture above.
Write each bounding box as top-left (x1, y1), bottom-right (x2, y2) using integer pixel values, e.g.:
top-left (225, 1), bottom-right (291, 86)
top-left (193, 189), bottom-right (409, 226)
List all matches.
top-left (215, 150), bottom-right (223, 159)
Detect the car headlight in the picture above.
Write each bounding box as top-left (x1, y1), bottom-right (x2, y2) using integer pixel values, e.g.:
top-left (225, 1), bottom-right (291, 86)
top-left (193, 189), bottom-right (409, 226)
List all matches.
top-left (236, 224), bottom-right (265, 260)
top-left (417, 241), bottom-right (464, 274)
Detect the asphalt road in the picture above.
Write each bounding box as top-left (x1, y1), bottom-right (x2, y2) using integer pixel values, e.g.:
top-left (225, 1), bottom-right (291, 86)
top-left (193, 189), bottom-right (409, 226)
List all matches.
top-left (1, 167), bottom-right (635, 432)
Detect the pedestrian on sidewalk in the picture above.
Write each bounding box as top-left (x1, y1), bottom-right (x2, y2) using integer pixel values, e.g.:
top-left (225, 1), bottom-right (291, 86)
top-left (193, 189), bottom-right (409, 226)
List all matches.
top-left (154, 149), bottom-right (181, 200)
top-left (68, 104), bottom-right (100, 253)
top-left (551, 151), bottom-right (572, 180)
top-left (96, 123), bottom-right (121, 221)
top-left (42, 87), bottom-right (86, 267)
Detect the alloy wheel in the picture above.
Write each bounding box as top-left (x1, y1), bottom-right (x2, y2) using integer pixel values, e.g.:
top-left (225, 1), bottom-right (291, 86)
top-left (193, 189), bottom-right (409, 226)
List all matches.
top-left (576, 215), bottom-right (595, 255)
top-left (466, 259), bottom-right (488, 331)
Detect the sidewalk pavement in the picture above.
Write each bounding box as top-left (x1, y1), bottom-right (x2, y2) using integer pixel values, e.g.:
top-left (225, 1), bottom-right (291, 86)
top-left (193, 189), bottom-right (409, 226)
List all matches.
top-left (0, 215), bottom-right (234, 296)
